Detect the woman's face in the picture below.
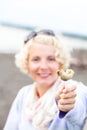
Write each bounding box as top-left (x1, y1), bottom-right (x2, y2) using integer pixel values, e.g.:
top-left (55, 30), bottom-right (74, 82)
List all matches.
top-left (28, 43), bottom-right (60, 88)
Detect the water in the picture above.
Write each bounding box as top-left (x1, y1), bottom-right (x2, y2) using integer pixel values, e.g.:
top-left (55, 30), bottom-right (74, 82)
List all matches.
top-left (0, 0), bottom-right (87, 36)
top-left (0, 25), bottom-right (87, 53)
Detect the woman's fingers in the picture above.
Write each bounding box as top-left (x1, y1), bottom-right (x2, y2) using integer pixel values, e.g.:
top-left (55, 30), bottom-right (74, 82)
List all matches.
top-left (58, 103), bottom-right (75, 112)
top-left (62, 85), bottom-right (76, 93)
top-left (59, 97), bottom-right (76, 105)
top-left (56, 85), bottom-right (77, 112)
top-left (56, 86), bottom-right (65, 100)
top-left (60, 91), bottom-right (76, 99)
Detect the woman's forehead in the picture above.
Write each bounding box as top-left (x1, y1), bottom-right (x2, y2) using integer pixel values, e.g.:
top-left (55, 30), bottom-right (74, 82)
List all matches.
top-left (29, 43), bottom-right (56, 56)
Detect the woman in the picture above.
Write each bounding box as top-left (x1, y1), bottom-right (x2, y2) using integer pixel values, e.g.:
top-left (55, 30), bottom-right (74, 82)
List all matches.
top-left (4, 29), bottom-right (87, 130)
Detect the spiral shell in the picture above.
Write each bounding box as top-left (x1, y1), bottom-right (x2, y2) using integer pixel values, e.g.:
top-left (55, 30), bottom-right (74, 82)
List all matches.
top-left (57, 69), bottom-right (74, 81)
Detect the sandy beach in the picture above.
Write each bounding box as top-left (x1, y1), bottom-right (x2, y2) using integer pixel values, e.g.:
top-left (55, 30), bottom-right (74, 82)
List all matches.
top-left (0, 53), bottom-right (87, 130)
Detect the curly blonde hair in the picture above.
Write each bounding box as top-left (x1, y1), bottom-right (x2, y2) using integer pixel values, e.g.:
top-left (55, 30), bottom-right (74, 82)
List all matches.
top-left (15, 31), bottom-right (71, 75)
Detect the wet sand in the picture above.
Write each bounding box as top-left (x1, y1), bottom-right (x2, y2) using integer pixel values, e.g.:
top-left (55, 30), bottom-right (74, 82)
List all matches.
top-left (0, 53), bottom-right (87, 130)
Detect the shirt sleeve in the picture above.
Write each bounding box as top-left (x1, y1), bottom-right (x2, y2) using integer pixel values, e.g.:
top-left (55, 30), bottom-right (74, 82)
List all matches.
top-left (3, 87), bottom-right (27, 130)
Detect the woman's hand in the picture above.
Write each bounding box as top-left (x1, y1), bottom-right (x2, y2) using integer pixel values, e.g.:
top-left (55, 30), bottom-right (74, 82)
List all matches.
top-left (56, 85), bottom-right (77, 112)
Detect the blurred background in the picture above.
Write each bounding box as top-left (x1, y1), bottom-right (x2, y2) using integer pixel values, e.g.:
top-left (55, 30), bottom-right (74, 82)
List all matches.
top-left (0, 0), bottom-right (87, 129)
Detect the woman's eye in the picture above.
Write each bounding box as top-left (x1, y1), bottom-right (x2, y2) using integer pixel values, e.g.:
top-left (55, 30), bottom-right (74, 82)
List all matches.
top-left (48, 57), bottom-right (55, 61)
top-left (32, 58), bottom-right (39, 61)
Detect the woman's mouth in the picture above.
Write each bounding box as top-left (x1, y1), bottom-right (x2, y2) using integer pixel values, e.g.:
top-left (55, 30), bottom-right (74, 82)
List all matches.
top-left (38, 73), bottom-right (50, 78)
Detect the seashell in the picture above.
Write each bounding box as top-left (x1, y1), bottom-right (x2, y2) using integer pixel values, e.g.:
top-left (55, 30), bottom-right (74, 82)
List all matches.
top-left (57, 69), bottom-right (74, 81)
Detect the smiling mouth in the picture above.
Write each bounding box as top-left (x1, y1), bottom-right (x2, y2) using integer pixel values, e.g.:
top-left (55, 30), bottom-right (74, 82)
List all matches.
top-left (38, 73), bottom-right (50, 78)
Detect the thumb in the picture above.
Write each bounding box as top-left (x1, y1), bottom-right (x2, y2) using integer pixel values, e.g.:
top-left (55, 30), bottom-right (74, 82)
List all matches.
top-left (55, 85), bottom-right (65, 100)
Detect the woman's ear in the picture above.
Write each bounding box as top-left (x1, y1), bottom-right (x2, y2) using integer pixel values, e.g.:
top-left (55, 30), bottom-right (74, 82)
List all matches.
top-left (58, 63), bottom-right (63, 70)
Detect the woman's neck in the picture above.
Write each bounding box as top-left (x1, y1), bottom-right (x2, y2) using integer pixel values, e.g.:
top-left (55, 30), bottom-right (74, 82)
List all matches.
top-left (35, 81), bottom-right (57, 98)
top-left (35, 84), bottom-right (52, 98)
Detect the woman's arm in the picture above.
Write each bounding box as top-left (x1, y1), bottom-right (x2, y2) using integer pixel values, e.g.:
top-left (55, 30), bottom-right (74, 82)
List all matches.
top-left (3, 87), bottom-right (27, 130)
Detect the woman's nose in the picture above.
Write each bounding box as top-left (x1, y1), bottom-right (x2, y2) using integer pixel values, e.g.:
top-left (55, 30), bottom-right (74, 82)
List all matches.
top-left (40, 60), bottom-right (48, 69)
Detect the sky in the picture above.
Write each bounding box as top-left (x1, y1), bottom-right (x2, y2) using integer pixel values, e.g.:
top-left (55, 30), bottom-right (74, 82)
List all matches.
top-left (0, 0), bottom-right (87, 35)
top-left (0, 0), bottom-right (87, 52)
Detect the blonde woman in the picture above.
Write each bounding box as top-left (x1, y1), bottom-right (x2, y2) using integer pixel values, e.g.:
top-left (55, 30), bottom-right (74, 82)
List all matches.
top-left (4, 29), bottom-right (87, 130)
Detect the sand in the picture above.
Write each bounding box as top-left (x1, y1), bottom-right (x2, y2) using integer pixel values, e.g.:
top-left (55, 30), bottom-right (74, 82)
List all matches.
top-left (0, 53), bottom-right (87, 130)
